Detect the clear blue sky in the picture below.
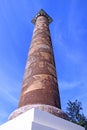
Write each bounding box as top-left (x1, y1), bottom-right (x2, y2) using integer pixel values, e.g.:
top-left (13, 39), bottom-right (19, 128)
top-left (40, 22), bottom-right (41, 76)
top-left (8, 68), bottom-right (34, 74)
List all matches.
top-left (0, 0), bottom-right (87, 124)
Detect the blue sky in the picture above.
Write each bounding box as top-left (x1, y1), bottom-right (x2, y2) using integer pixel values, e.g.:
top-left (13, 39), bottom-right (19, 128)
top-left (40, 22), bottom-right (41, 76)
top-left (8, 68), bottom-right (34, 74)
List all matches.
top-left (0, 0), bottom-right (87, 124)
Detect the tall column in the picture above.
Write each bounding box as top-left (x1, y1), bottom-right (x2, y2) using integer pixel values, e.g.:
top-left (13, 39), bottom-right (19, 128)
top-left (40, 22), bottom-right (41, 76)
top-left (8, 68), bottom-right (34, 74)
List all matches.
top-left (9, 9), bottom-right (68, 120)
top-left (19, 9), bottom-right (61, 109)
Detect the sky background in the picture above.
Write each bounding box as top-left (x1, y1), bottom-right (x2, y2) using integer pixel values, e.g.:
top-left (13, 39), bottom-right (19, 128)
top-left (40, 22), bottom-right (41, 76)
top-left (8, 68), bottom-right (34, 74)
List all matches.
top-left (0, 0), bottom-right (87, 125)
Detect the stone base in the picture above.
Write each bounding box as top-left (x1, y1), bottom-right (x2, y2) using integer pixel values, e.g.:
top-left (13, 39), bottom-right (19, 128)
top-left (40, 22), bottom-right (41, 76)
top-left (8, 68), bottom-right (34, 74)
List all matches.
top-left (0, 108), bottom-right (85, 130)
top-left (8, 104), bottom-right (69, 120)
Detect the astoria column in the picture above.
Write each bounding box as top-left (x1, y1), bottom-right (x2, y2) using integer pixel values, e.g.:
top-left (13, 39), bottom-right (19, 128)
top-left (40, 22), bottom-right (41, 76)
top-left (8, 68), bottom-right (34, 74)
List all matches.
top-left (9, 9), bottom-right (68, 120)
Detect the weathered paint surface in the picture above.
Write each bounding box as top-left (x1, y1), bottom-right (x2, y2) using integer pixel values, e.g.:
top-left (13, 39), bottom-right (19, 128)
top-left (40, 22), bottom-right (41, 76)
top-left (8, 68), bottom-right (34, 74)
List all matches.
top-left (9, 9), bottom-right (69, 121)
top-left (18, 12), bottom-right (61, 109)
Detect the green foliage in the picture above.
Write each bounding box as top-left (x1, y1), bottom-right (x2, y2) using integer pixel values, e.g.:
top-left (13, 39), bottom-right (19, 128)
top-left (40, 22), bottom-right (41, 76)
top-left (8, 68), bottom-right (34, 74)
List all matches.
top-left (66, 100), bottom-right (87, 130)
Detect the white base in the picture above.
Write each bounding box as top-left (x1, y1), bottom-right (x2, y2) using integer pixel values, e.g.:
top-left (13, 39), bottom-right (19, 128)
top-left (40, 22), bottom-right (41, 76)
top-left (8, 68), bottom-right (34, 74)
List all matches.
top-left (0, 108), bottom-right (85, 130)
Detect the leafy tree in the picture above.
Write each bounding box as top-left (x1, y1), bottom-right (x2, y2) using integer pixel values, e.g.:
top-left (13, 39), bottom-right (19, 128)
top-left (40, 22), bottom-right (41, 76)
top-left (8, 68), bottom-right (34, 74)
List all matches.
top-left (66, 100), bottom-right (87, 130)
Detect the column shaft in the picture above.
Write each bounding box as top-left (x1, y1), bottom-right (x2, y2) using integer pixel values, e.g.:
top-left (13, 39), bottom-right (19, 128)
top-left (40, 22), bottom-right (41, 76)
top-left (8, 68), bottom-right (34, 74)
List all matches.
top-left (18, 16), bottom-right (61, 109)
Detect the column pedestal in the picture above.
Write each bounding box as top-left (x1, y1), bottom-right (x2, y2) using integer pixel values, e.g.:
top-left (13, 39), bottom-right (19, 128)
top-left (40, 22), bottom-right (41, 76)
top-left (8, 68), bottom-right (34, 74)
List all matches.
top-left (0, 108), bottom-right (85, 130)
top-left (8, 104), bottom-right (68, 120)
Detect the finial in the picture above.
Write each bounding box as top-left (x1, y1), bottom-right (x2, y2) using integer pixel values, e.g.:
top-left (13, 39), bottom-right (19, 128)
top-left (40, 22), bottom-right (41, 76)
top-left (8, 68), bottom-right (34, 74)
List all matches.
top-left (32, 9), bottom-right (53, 24)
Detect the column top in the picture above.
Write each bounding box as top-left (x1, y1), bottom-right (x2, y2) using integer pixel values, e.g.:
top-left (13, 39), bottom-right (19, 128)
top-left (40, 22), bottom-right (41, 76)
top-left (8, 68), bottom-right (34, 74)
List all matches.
top-left (32, 9), bottom-right (53, 24)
